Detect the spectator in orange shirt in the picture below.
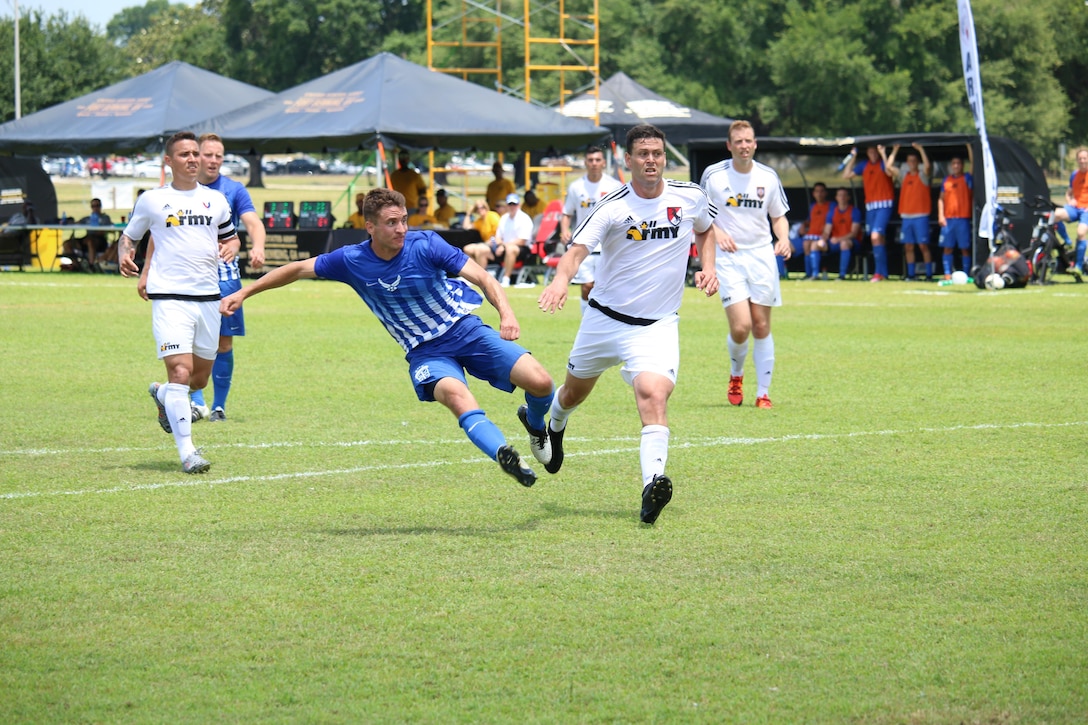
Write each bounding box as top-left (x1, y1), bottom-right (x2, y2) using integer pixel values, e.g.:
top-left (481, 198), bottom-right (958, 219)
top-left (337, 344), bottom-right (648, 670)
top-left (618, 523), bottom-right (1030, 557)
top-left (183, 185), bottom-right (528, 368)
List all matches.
top-left (802, 182), bottom-right (831, 280)
top-left (1053, 146), bottom-right (1088, 273)
top-left (891, 143), bottom-right (934, 281)
top-left (844, 145), bottom-right (896, 282)
top-left (937, 145), bottom-right (974, 279)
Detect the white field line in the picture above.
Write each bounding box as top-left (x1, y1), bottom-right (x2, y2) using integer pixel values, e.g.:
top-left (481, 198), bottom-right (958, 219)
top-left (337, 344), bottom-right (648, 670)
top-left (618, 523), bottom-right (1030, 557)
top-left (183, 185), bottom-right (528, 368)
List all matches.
top-left (2, 420), bottom-right (1083, 501)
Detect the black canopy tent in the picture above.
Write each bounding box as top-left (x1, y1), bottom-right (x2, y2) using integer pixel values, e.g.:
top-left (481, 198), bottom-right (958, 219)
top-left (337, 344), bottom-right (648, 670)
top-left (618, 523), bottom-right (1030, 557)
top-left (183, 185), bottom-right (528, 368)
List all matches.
top-left (559, 72), bottom-right (734, 147)
top-left (688, 132), bottom-right (1050, 270)
top-left (0, 61), bottom-right (275, 156)
top-left (190, 52), bottom-right (609, 154)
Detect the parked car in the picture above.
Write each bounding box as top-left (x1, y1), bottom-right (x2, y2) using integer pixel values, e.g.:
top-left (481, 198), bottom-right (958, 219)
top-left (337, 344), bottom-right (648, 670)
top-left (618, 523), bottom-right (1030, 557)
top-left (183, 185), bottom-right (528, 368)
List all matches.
top-left (133, 159), bottom-right (171, 179)
top-left (278, 157), bottom-right (327, 175)
top-left (220, 154), bottom-right (250, 176)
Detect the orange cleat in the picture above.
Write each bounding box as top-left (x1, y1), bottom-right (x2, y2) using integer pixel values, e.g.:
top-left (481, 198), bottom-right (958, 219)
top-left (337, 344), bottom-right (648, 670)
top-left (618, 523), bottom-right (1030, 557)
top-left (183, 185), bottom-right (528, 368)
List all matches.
top-left (755, 395), bottom-right (773, 409)
top-left (727, 375), bottom-right (744, 406)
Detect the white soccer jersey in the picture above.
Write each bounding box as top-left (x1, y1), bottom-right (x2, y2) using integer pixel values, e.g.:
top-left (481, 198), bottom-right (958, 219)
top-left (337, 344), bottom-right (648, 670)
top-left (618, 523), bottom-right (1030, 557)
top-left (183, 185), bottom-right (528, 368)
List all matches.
top-left (573, 180), bottom-right (714, 321)
top-left (125, 184), bottom-right (237, 297)
top-left (564, 173), bottom-right (623, 229)
top-left (700, 160), bottom-right (789, 250)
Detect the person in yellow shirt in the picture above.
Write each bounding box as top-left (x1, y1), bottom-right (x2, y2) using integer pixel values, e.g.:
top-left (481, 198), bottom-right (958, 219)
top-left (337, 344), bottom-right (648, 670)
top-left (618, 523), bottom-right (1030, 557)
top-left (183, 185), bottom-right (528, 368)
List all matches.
top-left (347, 193), bottom-right (366, 229)
top-left (486, 161), bottom-right (515, 211)
top-left (461, 199), bottom-right (502, 268)
top-left (390, 149), bottom-right (427, 213)
top-left (433, 189), bottom-right (458, 227)
top-left (407, 196), bottom-right (439, 227)
top-left (521, 188), bottom-right (546, 219)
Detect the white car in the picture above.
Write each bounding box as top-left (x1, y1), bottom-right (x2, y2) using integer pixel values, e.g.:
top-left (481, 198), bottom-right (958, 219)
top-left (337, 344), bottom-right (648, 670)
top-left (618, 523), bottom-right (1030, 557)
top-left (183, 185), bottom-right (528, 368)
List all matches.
top-left (132, 159), bottom-right (171, 179)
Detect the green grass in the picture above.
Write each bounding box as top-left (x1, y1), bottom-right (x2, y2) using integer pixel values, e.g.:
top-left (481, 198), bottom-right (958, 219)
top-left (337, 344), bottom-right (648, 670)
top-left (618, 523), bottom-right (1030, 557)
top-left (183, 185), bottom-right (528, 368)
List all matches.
top-left (2, 272), bottom-right (1087, 723)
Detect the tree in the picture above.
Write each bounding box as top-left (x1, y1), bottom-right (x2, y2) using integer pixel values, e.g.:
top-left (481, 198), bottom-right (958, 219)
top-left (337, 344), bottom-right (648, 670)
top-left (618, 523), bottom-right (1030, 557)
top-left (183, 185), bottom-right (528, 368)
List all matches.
top-left (120, 3), bottom-right (230, 73)
top-left (0, 10), bottom-right (128, 123)
top-left (106, 0), bottom-right (174, 44)
top-left (220, 0), bottom-right (427, 90)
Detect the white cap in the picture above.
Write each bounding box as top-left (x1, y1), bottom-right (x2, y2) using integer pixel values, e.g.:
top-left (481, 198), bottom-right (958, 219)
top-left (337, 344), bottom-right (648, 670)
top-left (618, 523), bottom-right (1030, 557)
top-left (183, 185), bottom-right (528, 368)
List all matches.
top-left (505, 193), bottom-right (520, 205)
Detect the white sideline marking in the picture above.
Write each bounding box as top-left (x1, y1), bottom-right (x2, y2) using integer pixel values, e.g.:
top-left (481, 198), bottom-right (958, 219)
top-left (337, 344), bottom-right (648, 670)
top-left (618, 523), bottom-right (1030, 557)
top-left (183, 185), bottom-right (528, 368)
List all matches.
top-left (2, 420), bottom-right (1085, 500)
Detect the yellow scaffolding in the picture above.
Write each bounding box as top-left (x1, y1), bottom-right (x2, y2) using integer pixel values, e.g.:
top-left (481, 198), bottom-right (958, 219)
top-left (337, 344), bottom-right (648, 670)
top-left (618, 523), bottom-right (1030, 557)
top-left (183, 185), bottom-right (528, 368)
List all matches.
top-left (426, 0), bottom-right (601, 196)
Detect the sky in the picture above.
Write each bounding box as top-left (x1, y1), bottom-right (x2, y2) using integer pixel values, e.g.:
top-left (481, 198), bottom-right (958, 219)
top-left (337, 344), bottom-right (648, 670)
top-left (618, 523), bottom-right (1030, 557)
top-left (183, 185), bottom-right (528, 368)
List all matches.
top-left (10, 0), bottom-right (199, 32)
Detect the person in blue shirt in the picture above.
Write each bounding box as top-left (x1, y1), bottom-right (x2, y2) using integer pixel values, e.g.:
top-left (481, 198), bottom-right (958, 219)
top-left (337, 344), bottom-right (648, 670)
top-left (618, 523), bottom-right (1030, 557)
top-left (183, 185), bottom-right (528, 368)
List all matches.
top-left (187, 134), bottom-right (267, 422)
top-left (220, 187), bottom-right (555, 487)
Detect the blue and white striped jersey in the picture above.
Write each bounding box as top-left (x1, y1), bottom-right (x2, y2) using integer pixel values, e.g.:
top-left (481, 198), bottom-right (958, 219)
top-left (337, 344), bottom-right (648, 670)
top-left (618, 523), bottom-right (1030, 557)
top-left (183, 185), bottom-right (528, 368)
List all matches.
top-left (204, 175), bottom-right (256, 283)
top-left (313, 230), bottom-right (483, 352)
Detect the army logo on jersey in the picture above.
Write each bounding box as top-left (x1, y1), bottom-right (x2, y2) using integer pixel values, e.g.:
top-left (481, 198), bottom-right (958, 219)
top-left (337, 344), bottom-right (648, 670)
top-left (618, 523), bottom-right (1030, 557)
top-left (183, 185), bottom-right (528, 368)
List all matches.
top-left (667, 207), bottom-right (682, 226)
top-left (626, 218), bottom-right (680, 241)
top-left (164, 208), bottom-right (214, 228)
top-left (757, 187), bottom-right (765, 199)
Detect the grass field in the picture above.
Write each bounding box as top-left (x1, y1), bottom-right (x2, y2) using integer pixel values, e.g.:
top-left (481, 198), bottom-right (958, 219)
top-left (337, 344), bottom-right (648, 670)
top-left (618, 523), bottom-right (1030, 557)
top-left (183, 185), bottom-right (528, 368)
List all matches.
top-left (2, 272), bottom-right (1087, 723)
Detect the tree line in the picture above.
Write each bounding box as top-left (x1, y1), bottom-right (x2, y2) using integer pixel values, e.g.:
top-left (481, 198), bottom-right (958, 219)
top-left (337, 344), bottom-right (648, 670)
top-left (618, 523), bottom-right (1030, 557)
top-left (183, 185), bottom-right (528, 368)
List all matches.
top-left (1, 0), bottom-right (1085, 172)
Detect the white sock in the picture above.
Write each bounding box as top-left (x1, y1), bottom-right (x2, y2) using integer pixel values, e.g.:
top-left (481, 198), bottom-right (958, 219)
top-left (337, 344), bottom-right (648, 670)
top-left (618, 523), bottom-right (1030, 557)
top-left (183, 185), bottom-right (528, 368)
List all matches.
top-left (640, 425), bottom-right (670, 487)
top-left (727, 336), bottom-right (749, 377)
top-left (579, 298), bottom-right (589, 314)
top-left (548, 385), bottom-right (578, 432)
top-left (753, 334), bottom-right (775, 397)
top-left (162, 382), bottom-right (196, 460)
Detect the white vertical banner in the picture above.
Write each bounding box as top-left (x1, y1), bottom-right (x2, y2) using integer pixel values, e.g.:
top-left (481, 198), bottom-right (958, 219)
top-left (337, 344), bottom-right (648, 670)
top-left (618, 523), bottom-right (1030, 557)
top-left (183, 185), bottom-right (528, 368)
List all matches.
top-left (958, 0), bottom-right (998, 242)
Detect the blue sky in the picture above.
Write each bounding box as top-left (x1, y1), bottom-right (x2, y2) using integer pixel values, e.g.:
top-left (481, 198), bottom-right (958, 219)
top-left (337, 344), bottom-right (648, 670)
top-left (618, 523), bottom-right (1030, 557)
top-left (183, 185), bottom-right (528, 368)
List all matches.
top-left (11, 0), bottom-right (198, 32)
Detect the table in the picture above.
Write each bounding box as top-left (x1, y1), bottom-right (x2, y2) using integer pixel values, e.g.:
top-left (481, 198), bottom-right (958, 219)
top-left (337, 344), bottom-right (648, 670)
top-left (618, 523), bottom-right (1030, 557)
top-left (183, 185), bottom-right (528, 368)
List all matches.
top-left (0, 224), bottom-right (122, 271)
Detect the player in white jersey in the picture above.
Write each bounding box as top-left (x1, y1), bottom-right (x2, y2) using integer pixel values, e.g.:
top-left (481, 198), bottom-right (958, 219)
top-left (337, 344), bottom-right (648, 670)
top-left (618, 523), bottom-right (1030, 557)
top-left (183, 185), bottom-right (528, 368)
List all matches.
top-left (119, 131), bottom-right (241, 474)
top-left (700, 120), bottom-right (791, 409)
top-left (560, 145), bottom-right (623, 313)
top-left (539, 124), bottom-right (719, 525)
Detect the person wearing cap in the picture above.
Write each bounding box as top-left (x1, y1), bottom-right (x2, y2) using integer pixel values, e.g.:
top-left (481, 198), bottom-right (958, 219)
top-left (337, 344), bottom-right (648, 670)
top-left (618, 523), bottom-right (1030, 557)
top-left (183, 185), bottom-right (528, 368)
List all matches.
top-left (494, 192), bottom-right (535, 287)
top-left (389, 149), bottom-right (427, 214)
top-left (486, 161), bottom-right (516, 212)
top-left (432, 189), bottom-right (458, 227)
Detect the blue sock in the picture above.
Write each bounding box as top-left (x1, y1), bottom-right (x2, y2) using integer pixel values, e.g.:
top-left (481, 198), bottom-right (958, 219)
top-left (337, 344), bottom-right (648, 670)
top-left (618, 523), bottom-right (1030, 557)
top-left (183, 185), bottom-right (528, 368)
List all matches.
top-left (190, 388), bottom-right (206, 407)
top-left (211, 350), bottom-right (233, 411)
top-left (943, 254), bottom-right (954, 276)
top-left (906, 262), bottom-right (916, 279)
top-left (523, 388), bottom-right (554, 431)
top-left (1076, 240), bottom-right (1086, 269)
top-left (776, 255), bottom-right (788, 278)
top-left (925, 262), bottom-right (934, 279)
top-left (804, 251), bottom-right (812, 278)
top-left (839, 248), bottom-right (851, 278)
top-left (873, 245), bottom-right (888, 277)
top-left (1056, 222), bottom-right (1071, 244)
top-left (811, 250), bottom-right (822, 277)
top-left (458, 409), bottom-right (507, 460)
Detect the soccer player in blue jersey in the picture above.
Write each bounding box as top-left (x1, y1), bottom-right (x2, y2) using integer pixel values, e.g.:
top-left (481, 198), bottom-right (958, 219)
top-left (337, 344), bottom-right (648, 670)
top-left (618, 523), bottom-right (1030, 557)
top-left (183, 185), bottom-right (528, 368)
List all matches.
top-left (188, 134), bottom-right (266, 422)
top-left (220, 188), bottom-right (555, 487)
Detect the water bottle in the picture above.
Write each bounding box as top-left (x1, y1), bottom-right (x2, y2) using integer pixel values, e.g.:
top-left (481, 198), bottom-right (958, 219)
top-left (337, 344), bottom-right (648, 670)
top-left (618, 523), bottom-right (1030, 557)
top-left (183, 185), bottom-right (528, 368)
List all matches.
top-left (61, 212), bottom-right (67, 224)
top-left (835, 150), bottom-right (855, 172)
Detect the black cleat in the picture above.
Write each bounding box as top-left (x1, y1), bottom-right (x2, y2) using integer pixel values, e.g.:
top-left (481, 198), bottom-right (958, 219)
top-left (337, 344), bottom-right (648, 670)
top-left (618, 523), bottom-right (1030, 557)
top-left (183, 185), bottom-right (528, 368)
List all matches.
top-left (516, 404), bottom-right (552, 466)
top-left (544, 425), bottom-right (565, 474)
top-left (497, 445), bottom-right (536, 487)
top-left (640, 474), bottom-right (673, 524)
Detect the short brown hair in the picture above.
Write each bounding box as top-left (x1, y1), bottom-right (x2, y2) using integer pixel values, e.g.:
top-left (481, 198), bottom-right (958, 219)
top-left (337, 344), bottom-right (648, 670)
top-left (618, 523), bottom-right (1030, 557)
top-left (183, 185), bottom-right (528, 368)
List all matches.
top-left (625, 124), bottom-right (666, 154)
top-left (198, 133), bottom-right (223, 146)
top-left (364, 188), bottom-right (406, 222)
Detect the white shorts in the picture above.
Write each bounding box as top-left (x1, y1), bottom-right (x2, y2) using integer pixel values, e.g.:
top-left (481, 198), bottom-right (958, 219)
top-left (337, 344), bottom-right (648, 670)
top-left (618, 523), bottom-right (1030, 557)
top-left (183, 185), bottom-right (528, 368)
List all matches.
top-left (716, 245), bottom-right (782, 309)
top-left (151, 298), bottom-right (220, 361)
top-left (566, 307), bottom-right (679, 386)
top-left (570, 252), bottom-right (599, 285)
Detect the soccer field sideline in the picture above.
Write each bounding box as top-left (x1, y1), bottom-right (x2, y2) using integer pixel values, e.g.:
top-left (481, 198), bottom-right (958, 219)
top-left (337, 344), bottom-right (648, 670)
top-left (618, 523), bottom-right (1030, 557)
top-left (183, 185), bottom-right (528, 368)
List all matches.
top-left (4, 418), bottom-right (1084, 501)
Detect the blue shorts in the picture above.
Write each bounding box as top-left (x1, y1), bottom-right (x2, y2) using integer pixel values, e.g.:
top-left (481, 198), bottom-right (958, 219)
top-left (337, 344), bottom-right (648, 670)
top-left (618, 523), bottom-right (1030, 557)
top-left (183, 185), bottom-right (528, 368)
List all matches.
top-left (865, 206), bottom-right (893, 237)
top-left (405, 315), bottom-right (528, 402)
top-left (218, 277), bottom-right (245, 336)
top-left (939, 218), bottom-right (972, 250)
top-left (900, 217), bottom-right (930, 245)
top-left (1062, 204), bottom-right (1088, 226)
